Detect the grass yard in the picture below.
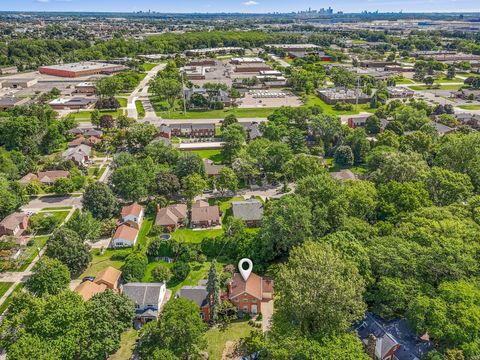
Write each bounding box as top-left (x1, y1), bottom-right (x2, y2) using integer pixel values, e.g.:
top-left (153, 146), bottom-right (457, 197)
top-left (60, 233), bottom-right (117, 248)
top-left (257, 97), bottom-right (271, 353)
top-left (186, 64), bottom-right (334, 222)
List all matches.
top-left (16, 236), bottom-right (49, 272)
top-left (40, 206), bottom-right (72, 211)
top-left (79, 249), bottom-right (131, 278)
top-left (0, 282), bottom-right (13, 298)
top-left (436, 76), bottom-right (464, 83)
top-left (190, 149), bottom-right (224, 163)
top-left (37, 210), bottom-right (70, 223)
top-left (69, 109), bottom-right (123, 120)
top-left (171, 228), bottom-right (224, 244)
top-left (142, 63), bottom-right (157, 71)
top-left (0, 283), bottom-right (24, 314)
top-left (395, 78), bottom-right (415, 85)
top-left (136, 217), bottom-right (154, 248)
top-left (116, 97), bottom-right (128, 107)
top-left (204, 321), bottom-right (254, 360)
top-left (409, 84), bottom-right (463, 91)
top-left (135, 100), bottom-right (145, 118)
top-left (109, 329), bottom-right (138, 360)
top-left (458, 105), bottom-right (480, 110)
top-left (304, 95), bottom-right (374, 115)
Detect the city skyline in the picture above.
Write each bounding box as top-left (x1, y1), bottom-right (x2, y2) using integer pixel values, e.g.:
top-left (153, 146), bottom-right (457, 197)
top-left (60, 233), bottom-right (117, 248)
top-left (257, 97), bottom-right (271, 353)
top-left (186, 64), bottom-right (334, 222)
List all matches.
top-left (1, 0), bottom-right (479, 14)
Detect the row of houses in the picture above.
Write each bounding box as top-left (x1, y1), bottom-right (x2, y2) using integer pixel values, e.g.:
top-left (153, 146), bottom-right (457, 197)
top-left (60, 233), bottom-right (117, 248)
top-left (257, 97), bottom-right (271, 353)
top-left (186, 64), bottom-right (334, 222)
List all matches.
top-left (155, 121), bottom-right (262, 140)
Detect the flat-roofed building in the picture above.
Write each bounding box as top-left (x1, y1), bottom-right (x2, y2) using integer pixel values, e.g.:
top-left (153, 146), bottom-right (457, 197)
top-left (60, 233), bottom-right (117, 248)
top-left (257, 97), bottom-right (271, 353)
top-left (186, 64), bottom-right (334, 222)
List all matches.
top-left (0, 97), bottom-right (29, 110)
top-left (38, 62), bottom-right (126, 78)
top-left (317, 88), bottom-right (371, 105)
top-left (49, 97), bottom-right (96, 110)
top-left (75, 82), bottom-right (96, 94)
top-left (1, 78), bottom-right (38, 89)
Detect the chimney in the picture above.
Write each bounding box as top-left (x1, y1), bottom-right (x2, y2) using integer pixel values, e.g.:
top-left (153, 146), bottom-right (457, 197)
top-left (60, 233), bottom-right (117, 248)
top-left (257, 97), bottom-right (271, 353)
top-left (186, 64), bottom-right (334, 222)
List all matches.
top-left (366, 334), bottom-right (376, 359)
top-left (156, 204), bottom-right (161, 212)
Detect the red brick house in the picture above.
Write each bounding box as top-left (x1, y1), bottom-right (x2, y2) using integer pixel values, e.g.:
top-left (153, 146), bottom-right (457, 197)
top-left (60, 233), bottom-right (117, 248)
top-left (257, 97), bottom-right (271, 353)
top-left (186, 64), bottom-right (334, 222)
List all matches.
top-left (228, 272), bottom-right (273, 316)
top-left (0, 212), bottom-right (29, 237)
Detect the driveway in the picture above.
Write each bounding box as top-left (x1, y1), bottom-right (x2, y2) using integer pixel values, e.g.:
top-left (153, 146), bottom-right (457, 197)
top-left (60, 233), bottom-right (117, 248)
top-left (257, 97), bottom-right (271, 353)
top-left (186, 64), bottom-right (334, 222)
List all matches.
top-left (261, 300), bottom-right (274, 332)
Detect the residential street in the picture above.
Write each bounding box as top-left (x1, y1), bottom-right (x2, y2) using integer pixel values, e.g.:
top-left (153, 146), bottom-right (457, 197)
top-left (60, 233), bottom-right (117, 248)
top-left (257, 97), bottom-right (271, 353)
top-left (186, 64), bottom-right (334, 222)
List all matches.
top-left (22, 195), bottom-right (83, 212)
top-left (127, 63), bottom-right (166, 119)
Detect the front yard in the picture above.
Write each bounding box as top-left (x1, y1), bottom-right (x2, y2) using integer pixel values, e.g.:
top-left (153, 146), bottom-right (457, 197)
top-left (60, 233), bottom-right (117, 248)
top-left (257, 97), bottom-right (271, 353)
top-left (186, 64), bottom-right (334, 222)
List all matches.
top-left (204, 321), bottom-right (254, 360)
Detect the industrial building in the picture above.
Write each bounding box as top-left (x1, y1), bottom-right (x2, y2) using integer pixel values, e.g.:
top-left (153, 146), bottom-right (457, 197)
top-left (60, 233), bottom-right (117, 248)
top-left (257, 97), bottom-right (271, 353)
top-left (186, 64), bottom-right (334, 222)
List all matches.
top-left (0, 97), bottom-right (30, 110)
top-left (38, 62), bottom-right (126, 78)
top-left (1, 78), bottom-right (38, 89)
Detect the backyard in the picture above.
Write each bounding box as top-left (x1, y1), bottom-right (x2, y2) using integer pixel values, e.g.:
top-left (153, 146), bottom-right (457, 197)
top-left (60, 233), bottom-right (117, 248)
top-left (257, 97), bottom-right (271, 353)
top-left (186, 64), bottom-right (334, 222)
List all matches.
top-left (204, 321), bottom-right (254, 360)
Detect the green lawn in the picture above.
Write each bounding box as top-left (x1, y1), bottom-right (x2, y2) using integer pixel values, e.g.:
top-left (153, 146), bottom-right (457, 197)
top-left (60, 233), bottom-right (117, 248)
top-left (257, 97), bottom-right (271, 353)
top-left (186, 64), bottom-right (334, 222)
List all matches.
top-left (36, 210), bottom-right (70, 223)
top-left (171, 228), bottom-right (224, 244)
top-left (204, 321), bottom-right (254, 360)
top-left (136, 217), bottom-right (154, 248)
top-left (69, 109), bottom-right (123, 120)
top-left (142, 63), bottom-right (157, 71)
top-left (135, 100), bottom-right (145, 118)
top-left (40, 206), bottom-right (72, 211)
top-left (79, 249), bottom-right (131, 279)
top-left (409, 84), bottom-right (463, 91)
top-left (116, 97), bottom-right (128, 107)
top-left (190, 149), bottom-right (224, 163)
top-left (0, 283), bottom-right (13, 298)
top-left (304, 95), bottom-right (374, 115)
top-left (109, 329), bottom-right (138, 360)
top-left (458, 105), bottom-right (480, 110)
top-left (0, 283), bottom-right (24, 314)
top-left (16, 236), bottom-right (49, 272)
top-left (436, 77), bottom-right (463, 83)
top-left (395, 78), bottom-right (415, 85)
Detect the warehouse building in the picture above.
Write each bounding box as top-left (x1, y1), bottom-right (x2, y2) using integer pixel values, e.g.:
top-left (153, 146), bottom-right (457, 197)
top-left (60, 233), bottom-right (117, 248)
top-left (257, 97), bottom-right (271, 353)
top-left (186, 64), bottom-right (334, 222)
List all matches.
top-left (317, 88), bottom-right (371, 105)
top-left (38, 62), bottom-right (126, 78)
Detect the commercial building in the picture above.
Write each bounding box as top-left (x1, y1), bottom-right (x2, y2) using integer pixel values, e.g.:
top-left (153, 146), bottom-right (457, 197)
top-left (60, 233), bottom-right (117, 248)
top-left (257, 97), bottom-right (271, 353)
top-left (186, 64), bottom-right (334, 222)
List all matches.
top-left (0, 66), bottom-right (18, 75)
top-left (38, 62), bottom-right (126, 78)
top-left (317, 88), bottom-right (371, 105)
top-left (234, 63), bottom-right (272, 74)
top-left (231, 57), bottom-right (265, 65)
top-left (0, 97), bottom-right (30, 110)
top-left (74, 82), bottom-right (96, 94)
top-left (1, 78), bottom-right (38, 89)
top-left (184, 47), bottom-right (243, 56)
top-left (49, 97), bottom-right (96, 110)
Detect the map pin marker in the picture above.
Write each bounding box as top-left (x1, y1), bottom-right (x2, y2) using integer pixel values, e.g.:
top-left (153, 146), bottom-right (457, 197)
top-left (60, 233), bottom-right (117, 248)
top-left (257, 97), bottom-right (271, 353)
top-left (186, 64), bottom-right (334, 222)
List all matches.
top-left (238, 258), bottom-right (253, 281)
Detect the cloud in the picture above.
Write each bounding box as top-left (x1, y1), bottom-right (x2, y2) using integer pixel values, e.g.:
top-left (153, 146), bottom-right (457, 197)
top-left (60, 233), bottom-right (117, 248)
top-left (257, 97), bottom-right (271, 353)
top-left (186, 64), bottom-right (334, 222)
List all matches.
top-left (243, 1), bottom-right (258, 5)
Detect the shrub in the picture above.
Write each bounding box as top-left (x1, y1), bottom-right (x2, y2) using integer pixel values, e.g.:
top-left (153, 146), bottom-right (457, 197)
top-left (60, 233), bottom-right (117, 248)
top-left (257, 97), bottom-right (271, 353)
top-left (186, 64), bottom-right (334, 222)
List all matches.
top-left (172, 261), bottom-right (190, 281)
top-left (151, 264), bottom-right (172, 283)
top-left (333, 101), bottom-right (354, 111)
top-left (122, 252), bottom-right (148, 282)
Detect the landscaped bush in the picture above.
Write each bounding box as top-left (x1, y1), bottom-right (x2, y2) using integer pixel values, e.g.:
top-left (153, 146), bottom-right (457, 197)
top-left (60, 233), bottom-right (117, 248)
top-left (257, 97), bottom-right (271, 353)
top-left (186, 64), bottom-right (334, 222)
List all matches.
top-left (28, 213), bottom-right (62, 235)
top-left (172, 261), bottom-right (190, 281)
top-left (151, 264), bottom-right (172, 283)
top-left (110, 249), bottom-right (131, 261)
top-left (95, 97), bottom-right (121, 110)
top-left (121, 252), bottom-right (148, 282)
top-left (333, 101), bottom-right (354, 111)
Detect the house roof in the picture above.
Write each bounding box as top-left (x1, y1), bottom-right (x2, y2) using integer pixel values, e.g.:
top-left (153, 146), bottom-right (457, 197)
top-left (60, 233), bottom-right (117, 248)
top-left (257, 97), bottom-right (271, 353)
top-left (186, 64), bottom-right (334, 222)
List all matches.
top-left (356, 313), bottom-right (433, 360)
top-left (112, 224), bottom-right (138, 242)
top-left (232, 198), bottom-right (264, 222)
top-left (75, 280), bottom-right (107, 301)
top-left (229, 272), bottom-right (263, 300)
top-left (62, 144), bottom-right (91, 160)
top-left (95, 266), bottom-right (121, 288)
top-left (178, 285), bottom-right (209, 308)
top-left (204, 159), bottom-right (224, 176)
top-left (0, 212), bottom-right (28, 231)
top-left (122, 282), bottom-right (165, 306)
top-left (121, 202), bottom-right (144, 219)
top-left (191, 202), bottom-right (220, 223)
top-left (37, 171), bottom-right (70, 183)
top-left (69, 136), bottom-right (85, 147)
top-left (19, 173), bottom-right (38, 184)
top-left (330, 169), bottom-right (358, 181)
top-left (155, 204), bottom-right (187, 226)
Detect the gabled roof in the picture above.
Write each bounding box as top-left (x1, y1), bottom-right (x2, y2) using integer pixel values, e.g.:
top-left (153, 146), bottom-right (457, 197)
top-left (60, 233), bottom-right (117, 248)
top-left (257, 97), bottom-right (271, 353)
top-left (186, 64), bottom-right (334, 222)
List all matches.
top-left (178, 285), bottom-right (209, 308)
top-left (37, 170), bottom-right (70, 183)
top-left (0, 212), bottom-right (28, 231)
top-left (330, 169), bottom-right (358, 181)
top-left (191, 203), bottom-right (220, 223)
top-left (95, 266), bottom-right (121, 288)
top-left (155, 204), bottom-right (187, 226)
top-left (229, 272), bottom-right (263, 300)
top-left (75, 281), bottom-right (107, 301)
top-left (232, 198), bottom-right (264, 222)
top-left (122, 282), bottom-right (165, 306)
top-left (121, 202), bottom-right (144, 219)
top-left (19, 173), bottom-right (38, 184)
top-left (204, 159), bottom-right (224, 176)
top-left (112, 224), bottom-right (138, 242)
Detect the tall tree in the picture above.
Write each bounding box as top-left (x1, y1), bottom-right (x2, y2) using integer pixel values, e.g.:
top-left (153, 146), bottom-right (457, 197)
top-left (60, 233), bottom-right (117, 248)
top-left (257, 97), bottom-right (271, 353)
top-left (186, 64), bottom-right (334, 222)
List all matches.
top-left (82, 182), bottom-right (119, 220)
top-left (65, 209), bottom-right (101, 242)
top-left (25, 257), bottom-right (70, 296)
top-left (182, 174), bottom-right (207, 209)
top-left (206, 260), bottom-right (221, 323)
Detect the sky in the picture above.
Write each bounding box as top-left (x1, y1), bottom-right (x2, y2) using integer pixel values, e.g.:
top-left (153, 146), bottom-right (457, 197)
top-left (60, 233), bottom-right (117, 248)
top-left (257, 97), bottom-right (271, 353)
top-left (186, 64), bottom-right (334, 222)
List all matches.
top-left (1, 0), bottom-right (479, 14)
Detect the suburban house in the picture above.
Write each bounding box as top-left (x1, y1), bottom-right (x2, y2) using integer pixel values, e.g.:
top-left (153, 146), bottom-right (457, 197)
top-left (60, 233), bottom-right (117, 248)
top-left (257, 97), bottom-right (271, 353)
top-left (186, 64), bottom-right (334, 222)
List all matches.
top-left (191, 200), bottom-right (221, 228)
top-left (155, 204), bottom-right (188, 232)
top-left (19, 170), bottom-right (70, 186)
top-left (228, 272), bottom-right (273, 316)
top-left (74, 266), bottom-right (122, 301)
top-left (62, 144), bottom-right (92, 166)
top-left (121, 282), bottom-right (167, 326)
top-left (111, 224), bottom-right (139, 248)
top-left (204, 159), bottom-right (225, 177)
top-left (232, 198), bottom-right (264, 226)
top-left (120, 202), bottom-right (144, 229)
top-left (191, 123), bottom-right (216, 138)
top-left (330, 169), bottom-right (358, 181)
top-left (177, 285), bottom-right (211, 321)
top-left (356, 313), bottom-right (433, 360)
top-left (0, 212), bottom-right (29, 237)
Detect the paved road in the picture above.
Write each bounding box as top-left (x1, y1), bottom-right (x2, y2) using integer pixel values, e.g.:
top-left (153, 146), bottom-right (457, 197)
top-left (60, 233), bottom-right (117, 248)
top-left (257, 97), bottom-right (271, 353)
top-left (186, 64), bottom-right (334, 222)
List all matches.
top-left (270, 54), bottom-right (291, 67)
top-left (22, 196), bottom-right (83, 212)
top-left (127, 63), bottom-right (166, 119)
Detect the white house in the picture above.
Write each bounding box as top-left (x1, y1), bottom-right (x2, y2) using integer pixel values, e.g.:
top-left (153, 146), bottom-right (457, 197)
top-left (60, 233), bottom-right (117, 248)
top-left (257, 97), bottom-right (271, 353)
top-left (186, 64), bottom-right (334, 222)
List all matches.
top-left (111, 224), bottom-right (139, 248)
top-left (121, 282), bottom-right (167, 325)
top-left (120, 202), bottom-right (144, 229)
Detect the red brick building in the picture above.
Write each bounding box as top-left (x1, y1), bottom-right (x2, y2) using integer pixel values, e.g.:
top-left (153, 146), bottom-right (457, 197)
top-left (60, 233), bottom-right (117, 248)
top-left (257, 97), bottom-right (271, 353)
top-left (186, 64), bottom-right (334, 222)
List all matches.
top-left (38, 62), bottom-right (125, 78)
top-left (228, 273), bottom-right (273, 316)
